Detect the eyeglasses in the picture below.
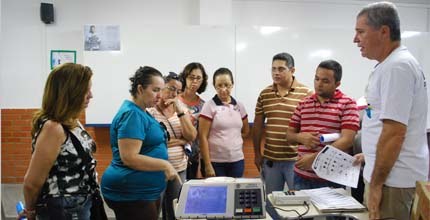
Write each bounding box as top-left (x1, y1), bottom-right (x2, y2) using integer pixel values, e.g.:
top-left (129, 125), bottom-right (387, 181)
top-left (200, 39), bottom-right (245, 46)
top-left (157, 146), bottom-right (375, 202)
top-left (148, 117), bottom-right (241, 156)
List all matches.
top-left (164, 86), bottom-right (181, 94)
top-left (159, 122), bottom-right (170, 142)
top-left (187, 75), bottom-right (202, 82)
top-left (215, 84), bottom-right (233, 90)
top-left (271, 66), bottom-right (289, 73)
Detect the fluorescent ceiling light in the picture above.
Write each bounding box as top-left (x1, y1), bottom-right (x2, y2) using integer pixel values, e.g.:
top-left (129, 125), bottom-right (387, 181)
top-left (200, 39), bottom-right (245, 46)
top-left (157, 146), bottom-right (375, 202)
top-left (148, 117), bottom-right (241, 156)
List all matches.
top-left (259, 26), bottom-right (282, 35)
top-left (236, 42), bottom-right (247, 52)
top-left (401, 31), bottom-right (421, 39)
top-left (309, 49), bottom-right (332, 59)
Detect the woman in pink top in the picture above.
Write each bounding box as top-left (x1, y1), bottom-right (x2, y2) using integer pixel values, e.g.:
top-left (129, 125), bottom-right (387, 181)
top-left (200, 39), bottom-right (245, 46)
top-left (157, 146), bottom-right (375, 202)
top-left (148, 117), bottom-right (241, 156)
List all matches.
top-left (199, 68), bottom-right (250, 177)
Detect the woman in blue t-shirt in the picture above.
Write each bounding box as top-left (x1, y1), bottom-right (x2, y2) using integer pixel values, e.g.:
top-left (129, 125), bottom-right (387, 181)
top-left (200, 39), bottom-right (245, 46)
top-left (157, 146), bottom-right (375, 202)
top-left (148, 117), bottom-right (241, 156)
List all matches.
top-left (101, 66), bottom-right (178, 220)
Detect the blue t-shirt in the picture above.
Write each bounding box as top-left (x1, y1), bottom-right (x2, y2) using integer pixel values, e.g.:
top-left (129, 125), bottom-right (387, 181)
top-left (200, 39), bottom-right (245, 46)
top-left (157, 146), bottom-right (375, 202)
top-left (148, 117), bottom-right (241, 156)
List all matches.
top-left (101, 100), bottom-right (168, 201)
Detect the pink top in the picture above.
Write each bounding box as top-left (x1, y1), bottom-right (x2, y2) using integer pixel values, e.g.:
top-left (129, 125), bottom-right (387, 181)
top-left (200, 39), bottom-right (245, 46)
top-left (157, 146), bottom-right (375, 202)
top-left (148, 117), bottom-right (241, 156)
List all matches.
top-left (200, 95), bottom-right (248, 163)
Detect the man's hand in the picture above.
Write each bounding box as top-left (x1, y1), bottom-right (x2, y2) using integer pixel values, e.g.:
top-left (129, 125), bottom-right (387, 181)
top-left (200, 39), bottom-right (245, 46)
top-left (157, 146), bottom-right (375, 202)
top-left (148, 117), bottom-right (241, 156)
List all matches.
top-left (353, 153), bottom-right (365, 166)
top-left (296, 153), bottom-right (317, 170)
top-left (254, 153), bottom-right (263, 172)
top-left (367, 184), bottom-right (382, 220)
top-left (299, 132), bottom-right (320, 148)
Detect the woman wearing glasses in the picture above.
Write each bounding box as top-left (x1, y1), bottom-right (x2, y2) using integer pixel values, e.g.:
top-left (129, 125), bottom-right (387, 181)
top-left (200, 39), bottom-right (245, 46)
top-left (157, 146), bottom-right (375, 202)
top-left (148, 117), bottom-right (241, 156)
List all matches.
top-left (101, 66), bottom-right (178, 220)
top-left (178, 62), bottom-right (209, 179)
top-left (147, 72), bottom-right (197, 220)
top-left (199, 68), bottom-right (250, 178)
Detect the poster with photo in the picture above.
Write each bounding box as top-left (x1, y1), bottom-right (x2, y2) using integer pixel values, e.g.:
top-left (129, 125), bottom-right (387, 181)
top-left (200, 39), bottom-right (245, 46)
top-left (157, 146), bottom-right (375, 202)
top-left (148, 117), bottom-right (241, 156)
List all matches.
top-left (84, 25), bottom-right (120, 51)
top-left (50, 50), bottom-right (76, 69)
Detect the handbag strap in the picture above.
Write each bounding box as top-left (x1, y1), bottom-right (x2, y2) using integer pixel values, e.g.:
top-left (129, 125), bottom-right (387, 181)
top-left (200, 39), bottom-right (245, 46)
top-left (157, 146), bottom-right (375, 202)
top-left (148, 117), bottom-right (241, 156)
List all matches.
top-left (61, 124), bottom-right (98, 189)
top-left (62, 124), bottom-right (91, 164)
top-left (156, 105), bottom-right (179, 138)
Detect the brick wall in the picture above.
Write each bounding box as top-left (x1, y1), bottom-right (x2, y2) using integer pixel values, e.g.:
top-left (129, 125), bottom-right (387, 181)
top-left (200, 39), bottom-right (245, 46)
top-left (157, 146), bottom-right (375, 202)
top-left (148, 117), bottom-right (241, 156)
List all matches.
top-left (1, 108), bottom-right (260, 183)
top-left (1, 109), bottom-right (35, 183)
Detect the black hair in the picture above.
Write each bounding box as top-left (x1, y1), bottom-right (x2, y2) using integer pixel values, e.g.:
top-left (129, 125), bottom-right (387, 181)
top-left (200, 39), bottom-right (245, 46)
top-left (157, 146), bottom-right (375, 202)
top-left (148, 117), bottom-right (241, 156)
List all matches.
top-left (178, 62), bottom-right (208, 94)
top-left (129, 66), bottom-right (162, 98)
top-left (164, 71), bottom-right (182, 84)
top-left (317, 60), bottom-right (342, 82)
top-left (272, 52), bottom-right (295, 68)
top-left (213, 67), bottom-right (234, 86)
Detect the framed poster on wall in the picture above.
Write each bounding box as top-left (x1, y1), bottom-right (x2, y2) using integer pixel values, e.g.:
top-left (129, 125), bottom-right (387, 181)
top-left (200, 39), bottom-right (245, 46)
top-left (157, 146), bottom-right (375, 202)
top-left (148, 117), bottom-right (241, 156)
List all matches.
top-left (50, 50), bottom-right (76, 69)
top-left (84, 25), bottom-right (120, 51)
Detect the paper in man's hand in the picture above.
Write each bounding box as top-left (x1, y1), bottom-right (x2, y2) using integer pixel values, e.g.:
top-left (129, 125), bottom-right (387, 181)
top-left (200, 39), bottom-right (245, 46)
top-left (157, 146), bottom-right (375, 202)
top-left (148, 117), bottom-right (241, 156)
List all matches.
top-left (312, 145), bottom-right (361, 188)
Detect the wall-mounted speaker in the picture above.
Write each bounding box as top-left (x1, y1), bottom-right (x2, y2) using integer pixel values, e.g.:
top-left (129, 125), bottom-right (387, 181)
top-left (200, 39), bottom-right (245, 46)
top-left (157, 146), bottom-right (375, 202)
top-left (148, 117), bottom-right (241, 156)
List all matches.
top-left (40, 3), bottom-right (54, 24)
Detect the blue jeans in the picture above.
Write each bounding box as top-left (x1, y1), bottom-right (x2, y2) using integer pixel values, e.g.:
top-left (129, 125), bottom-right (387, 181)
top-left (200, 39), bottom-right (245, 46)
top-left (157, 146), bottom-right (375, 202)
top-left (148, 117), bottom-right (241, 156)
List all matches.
top-left (212, 159), bottom-right (244, 177)
top-left (294, 173), bottom-right (344, 190)
top-left (262, 159), bottom-right (295, 194)
top-left (37, 195), bottom-right (92, 220)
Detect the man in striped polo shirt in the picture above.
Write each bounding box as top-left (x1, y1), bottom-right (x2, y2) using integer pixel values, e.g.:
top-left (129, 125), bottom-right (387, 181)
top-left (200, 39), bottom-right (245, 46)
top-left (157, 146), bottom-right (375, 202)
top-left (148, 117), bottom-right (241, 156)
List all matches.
top-left (253, 52), bottom-right (313, 194)
top-left (287, 59), bottom-right (360, 190)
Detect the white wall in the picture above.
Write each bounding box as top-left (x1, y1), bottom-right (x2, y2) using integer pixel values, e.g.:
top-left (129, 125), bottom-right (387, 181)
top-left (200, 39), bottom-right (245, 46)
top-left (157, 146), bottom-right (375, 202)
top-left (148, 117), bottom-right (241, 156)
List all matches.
top-left (1, 0), bottom-right (197, 108)
top-left (233, 0), bottom-right (429, 31)
top-left (1, 0), bottom-right (429, 109)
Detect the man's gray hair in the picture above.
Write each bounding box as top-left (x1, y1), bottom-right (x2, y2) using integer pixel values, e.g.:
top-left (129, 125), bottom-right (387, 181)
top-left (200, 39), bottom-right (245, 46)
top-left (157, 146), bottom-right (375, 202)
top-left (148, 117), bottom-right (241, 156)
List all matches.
top-left (358, 1), bottom-right (401, 41)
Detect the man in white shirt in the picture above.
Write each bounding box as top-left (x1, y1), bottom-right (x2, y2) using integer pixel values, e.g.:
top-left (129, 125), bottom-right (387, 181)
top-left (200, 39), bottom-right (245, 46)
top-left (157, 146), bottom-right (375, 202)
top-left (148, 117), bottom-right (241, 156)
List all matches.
top-left (354, 2), bottom-right (429, 220)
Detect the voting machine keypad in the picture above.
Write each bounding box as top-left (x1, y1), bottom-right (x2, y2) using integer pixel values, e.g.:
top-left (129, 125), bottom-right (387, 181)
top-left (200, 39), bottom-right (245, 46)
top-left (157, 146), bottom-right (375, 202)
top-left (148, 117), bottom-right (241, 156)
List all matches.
top-left (234, 189), bottom-right (263, 218)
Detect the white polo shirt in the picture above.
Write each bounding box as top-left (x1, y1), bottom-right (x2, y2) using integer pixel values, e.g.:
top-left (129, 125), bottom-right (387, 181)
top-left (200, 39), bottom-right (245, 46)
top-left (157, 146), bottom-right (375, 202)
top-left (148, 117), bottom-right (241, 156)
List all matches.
top-left (200, 95), bottom-right (248, 163)
top-left (362, 46), bottom-right (429, 187)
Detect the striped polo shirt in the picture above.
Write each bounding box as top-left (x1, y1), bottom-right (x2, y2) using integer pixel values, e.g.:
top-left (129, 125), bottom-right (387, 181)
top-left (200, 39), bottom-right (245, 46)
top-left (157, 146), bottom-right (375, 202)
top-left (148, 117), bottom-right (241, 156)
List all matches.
top-left (289, 89), bottom-right (360, 180)
top-left (255, 77), bottom-right (313, 161)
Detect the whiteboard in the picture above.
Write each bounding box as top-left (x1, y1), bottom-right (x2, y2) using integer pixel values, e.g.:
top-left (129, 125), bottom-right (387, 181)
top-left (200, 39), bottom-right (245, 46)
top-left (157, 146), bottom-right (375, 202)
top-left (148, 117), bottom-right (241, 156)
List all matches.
top-left (235, 27), bottom-right (430, 121)
top-left (84, 25), bottom-right (235, 124)
top-left (84, 25), bottom-right (430, 124)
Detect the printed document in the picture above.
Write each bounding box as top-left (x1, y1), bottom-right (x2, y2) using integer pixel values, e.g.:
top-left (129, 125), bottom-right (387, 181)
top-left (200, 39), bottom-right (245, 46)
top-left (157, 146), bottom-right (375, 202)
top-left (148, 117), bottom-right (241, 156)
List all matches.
top-left (312, 145), bottom-right (361, 188)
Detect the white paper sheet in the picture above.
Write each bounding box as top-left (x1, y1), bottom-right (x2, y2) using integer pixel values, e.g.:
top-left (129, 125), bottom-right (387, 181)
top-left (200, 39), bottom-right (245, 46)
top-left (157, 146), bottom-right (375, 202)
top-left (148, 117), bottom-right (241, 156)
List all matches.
top-left (301, 187), bottom-right (366, 212)
top-left (312, 145), bottom-right (361, 188)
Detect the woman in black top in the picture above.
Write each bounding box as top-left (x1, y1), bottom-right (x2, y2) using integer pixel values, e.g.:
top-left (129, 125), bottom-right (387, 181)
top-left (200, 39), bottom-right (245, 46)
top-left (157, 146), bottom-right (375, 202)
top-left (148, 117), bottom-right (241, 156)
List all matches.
top-left (19, 63), bottom-right (97, 220)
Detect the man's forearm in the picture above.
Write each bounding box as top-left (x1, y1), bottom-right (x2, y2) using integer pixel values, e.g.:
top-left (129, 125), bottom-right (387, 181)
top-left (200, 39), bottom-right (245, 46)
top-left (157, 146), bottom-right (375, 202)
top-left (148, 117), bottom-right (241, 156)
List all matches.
top-left (331, 129), bottom-right (356, 152)
top-left (331, 137), bottom-right (353, 152)
top-left (286, 130), bottom-right (300, 145)
top-left (253, 117), bottom-right (264, 156)
top-left (371, 120), bottom-right (406, 187)
top-left (253, 128), bottom-right (262, 156)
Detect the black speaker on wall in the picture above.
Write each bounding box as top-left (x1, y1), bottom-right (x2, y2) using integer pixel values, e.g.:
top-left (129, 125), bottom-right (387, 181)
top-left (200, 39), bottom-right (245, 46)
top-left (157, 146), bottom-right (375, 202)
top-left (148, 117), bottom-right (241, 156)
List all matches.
top-left (40, 3), bottom-right (54, 24)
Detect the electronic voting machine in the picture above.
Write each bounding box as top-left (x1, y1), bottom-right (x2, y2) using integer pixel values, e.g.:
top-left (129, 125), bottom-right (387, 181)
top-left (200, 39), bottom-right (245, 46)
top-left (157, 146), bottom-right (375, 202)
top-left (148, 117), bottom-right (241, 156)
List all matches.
top-left (175, 177), bottom-right (266, 219)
